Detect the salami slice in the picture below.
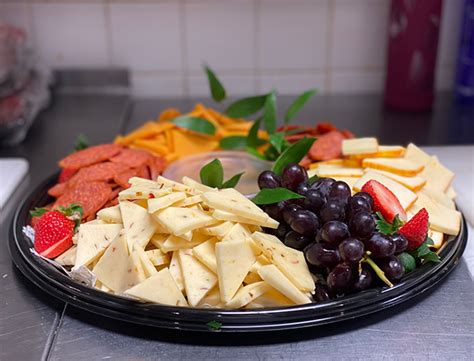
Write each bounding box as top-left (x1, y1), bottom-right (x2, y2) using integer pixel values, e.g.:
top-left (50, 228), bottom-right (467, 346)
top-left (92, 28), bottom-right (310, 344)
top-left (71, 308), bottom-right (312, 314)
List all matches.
top-left (54, 181), bottom-right (112, 219)
top-left (109, 148), bottom-right (152, 169)
top-left (48, 183), bottom-right (67, 197)
top-left (59, 144), bottom-right (122, 170)
top-left (308, 130), bottom-right (345, 161)
top-left (68, 162), bottom-right (129, 187)
top-left (147, 157), bottom-right (167, 180)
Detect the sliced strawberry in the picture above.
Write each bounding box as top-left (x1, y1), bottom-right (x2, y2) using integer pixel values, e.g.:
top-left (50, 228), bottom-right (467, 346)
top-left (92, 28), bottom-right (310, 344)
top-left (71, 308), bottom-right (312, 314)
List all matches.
top-left (33, 210), bottom-right (74, 258)
top-left (39, 235), bottom-right (73, 258)
top-left (361, 180), bottom-right (407, 223)
top-left (399, 208), bottom-right (429, 250)
top-left (59, 168), bottom-right (77, 183)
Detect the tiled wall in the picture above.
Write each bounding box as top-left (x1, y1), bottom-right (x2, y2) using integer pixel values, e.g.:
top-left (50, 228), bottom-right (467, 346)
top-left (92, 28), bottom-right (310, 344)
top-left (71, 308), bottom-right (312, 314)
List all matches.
top-left (0, 0), bottom-right (464, 98)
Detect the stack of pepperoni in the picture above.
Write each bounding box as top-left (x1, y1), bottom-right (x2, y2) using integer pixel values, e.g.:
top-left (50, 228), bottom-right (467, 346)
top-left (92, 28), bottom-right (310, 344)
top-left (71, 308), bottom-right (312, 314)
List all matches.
top-left (47, 144), bottom-right (166, 221)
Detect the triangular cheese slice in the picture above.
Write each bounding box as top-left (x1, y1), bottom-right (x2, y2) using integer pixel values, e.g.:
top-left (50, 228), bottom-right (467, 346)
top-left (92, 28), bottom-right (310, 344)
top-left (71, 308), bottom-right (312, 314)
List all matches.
top-left (73, 223), bottom-right (122, 270)
top-left (179, 249), bottom-right (217, 306)
top-left (245, 288), bottom-right (294, 308)
top-left (199, 221), bottom-right (234, 238)
top-left (252, 232), bottom-right (315, 292)
top-left (156, 176), bottom-right (196, 194)
top-left (169, 251), bottom-right (185, 292)
top-left (212, 209), bottom-right (278, 229)
top-left (192, 238), bottom-right (218, 273)
top-left (216, 239), bottom-right (256, 302)
top-left (96, 205), bottom-right (122, 223)
top-left (225, 281), bottom-right (270, 309)
top-left (161, 234), bottom-right (202, 253)
top-left (197, 287), bottom-right (223, 308)
top-left (182, 176), bottom-right (217, 193)
top-left (119, 201), bottom-right (157, 251)
top-left (134, 245), bottom-right (158, 278)
top-left (124, 268), bottom-right (188, 306)
top-left (221, 223), bottom-right (251, 242)
top-left (118, 185), bottom-right (171, 201)
top-left (147, 192), bottom-right (186, 214)
top-left (153, 207), bottom-right (216, 236)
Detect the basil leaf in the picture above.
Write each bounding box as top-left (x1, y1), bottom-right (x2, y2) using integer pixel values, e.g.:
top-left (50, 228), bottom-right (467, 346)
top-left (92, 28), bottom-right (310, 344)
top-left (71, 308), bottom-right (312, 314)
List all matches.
top-left (220, 136), bottom-right (247, 150)
top-left (200, 159), bottom-right (223, 188)
top-left (172, 116), bottom-right (216, 135)
top-left (204, 65), bottom-right (226, 102)
top-left (75, 134), bottom-right (89, 151)
top-left (272, 137), bottom-right (316, 175)
top-left (284, 89), bottom-right (317, 125)
top-left (225, 94), bottom-right (268, 118)
top-left (398, 252), bottom-right (416, 273)
top-left (263, 145), bottom-right (280, 161)
top-left (264, 91), bottom-right (277, 134)
top-left (246, 146), bottom-right (267, 160)
top-left (222, 172), bottom-right (244, 189)
top-left (252, 187), bottom-right (304, 205)
top-left (269, 132), bottom-right (286, 154)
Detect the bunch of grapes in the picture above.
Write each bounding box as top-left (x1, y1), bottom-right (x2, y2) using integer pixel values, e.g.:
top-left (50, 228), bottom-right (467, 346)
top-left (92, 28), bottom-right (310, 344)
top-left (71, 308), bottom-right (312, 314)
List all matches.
top-left (258, 163), bottom-right (407, 302)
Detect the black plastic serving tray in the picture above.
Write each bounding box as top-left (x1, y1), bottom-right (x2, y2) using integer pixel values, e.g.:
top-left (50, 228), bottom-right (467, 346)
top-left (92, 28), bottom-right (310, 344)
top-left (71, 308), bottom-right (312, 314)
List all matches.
top-left (8, 172), bottom-right (468, 332)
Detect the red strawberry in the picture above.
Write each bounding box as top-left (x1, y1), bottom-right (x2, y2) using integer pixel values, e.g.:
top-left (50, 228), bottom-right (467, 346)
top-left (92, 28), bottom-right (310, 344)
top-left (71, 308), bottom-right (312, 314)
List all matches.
top-left (34, 211), bottom-right (74, 258)
top-left (399, 208), bottom-right (429, 250)
top-left (361, 180), bottom-right (407, 223)
top-left (58, 168), bottom-right (77, 183)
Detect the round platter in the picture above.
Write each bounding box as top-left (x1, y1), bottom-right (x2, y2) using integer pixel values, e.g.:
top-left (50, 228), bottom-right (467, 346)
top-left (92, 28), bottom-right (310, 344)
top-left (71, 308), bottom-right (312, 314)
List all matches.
top-left (8, 172), bottom-right (468, 333)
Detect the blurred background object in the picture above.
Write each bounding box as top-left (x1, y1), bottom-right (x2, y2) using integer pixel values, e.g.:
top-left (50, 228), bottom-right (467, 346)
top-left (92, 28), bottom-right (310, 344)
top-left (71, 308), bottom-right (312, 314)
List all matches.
top-left (0, 0), bottom-right (465, 99)
top-left (455, 0), bottom-right (474, 104)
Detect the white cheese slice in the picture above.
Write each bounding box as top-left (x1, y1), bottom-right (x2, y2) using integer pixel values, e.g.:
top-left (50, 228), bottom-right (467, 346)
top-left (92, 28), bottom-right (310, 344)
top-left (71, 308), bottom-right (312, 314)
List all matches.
top-left (128, 177), bottom-right (160, 188)
top-left (419, 156), bottom-right (454, 192)
top-left (243, 272), bottom-right (262, 285)
top-left (153, 207), bottom-right (216, 236)
top-left (252, 232), bottom-right (315, 293)
top-left (197, 287), bottom-right (223, 308)
top-left (212, 209), bottom-right (279, 229)
top-left (257, 265), bottom-right (311, 304)
top-left (404, 143), bottom-right (432, 166)
top-left (316, 165), bottom-right (364, 178)
top-left (73, 223), bottom-right (122, 270)
top-left (173, 194), bottom-right (203, 208)
top-left (178, 249), bottom-right (217, 306)
top-left (130, 250), bottom-right (146, 283)
top-left (145, 249), bottom-right (170, 266)
top-left (364, 168), bottom-right (426, 192)
top-left (245, 288), bottom-right (294, 308)
top-left (428, 229), bottom-right (444, 249)
top-left (96, 205), bottom-right (122, 224)
top-left (54, 245), bottom-right (77, 266)
top-left (362, 158), bottom-right (424, 176)
top-left (342, 137), bottom-right (378, 155)
top-left (216, 239), bottom-right (256, 303)
top-left (182, 176), bottom-right (217, 193)
top-left (156, 176), bottom-right (196, 194)
top-left (147, 192), bottom-right (186, 214)
top-left (193, 238), bottom-right (218, 273)
top-left (221, 223), bottom-right (252, 242)
top-left (419, 185), bottom-right (455, 210)
top-left (119, 200), bottom-right (157, 251)
top-left (199, 221), bottom-right (234, 238)
top-left (124, 268), bottom-right (188, 306)
top-left (118, 185), bottom-right (171, 201)
top-left (169, 251), bottom-right (185, 292)
top-left (149, 234), bottom-right (167, 251)
top-left (225, 281), bottom-right (270, 309)
top-left (134, 245), bottom-right (158, 278)
top-left (161, 234), bottom-right (202, 253)
top-left (446, 186), bottom-right (457, 199)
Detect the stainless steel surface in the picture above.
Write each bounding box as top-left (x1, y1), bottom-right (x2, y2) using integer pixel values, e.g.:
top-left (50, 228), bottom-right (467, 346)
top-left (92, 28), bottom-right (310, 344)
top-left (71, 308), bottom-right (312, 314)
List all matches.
top-left (1, 82), bottom-right (473, 360)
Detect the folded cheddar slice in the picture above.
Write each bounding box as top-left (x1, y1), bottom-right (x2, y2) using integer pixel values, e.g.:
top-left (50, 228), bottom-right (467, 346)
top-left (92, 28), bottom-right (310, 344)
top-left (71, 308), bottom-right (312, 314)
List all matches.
top-left (364, 168), bottom-right (426, 192)
top-left (342, 137), bottom-right (378, 155)
top-left (362, 158), bottom-right (424, 176)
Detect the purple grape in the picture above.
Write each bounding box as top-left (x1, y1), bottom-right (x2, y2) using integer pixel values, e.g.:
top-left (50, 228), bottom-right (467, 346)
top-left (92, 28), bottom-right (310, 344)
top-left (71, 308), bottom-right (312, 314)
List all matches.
top-left (281, 163), bottom-right (308, 191)
top-left (319, 200), bottom-right (346, 223)
top-left (392, 233), bottom-right (408, 254)
top-left (312, 178), bottom-right (335, 197)
top-left (264, 201), bottom-right (286, 221)
top-left (305, 242), bottom-right (341, 268)
top-left (282, 203), bottom-right (302, 224)
top-left (258, 170), bottom-right (281, 189)
top-left (303, 189), bottom-right (326, 213)
top-left (290, 209), bottom-right (320, 236)
top-left (354, 191), bottom-right (374, 209)
top-left (378, 256), bottom-right (405, 282)
top-left (320, 221), bottom-right (350, 246)
top-left (284, 231), bottom-right (312, 251)
top-left (272, 222), bottom-right (290, 239)
top-left (296, 182), bottom-right (310, 195)
top-left (327, 263), bottom-right (354, 293)
top-left (313, 284), bottom-right (332, 302)
top-left (365, 232), bottom-right (396, 258)
top-left (348, 195), bottom-right (371, 215)
top-left (352, 268), bottom-right (373, 292)
top-left (328, 181), bottom-right (352, 202)
top-left (349, 211), bottom-right (375, 239)
top-left (338, 238), bottom-right (365, 263)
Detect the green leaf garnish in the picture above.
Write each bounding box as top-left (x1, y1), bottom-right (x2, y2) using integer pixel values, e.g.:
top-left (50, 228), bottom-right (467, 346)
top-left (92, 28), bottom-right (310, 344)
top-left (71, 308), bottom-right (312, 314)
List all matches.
top-left (263, 91), bottom-right (277, 134)
top-left (263, 145), bottom-right (280, 161)
top-left (30, 207), bottom-right (49, 218)
top-left (222, 172), bottom-right (244, 189)
top-left (269, 132), bottom-right (288, 154)
top-left (246, 117), bottom-right (263, 149)
top-left (172, 116), bottom-right (216, 135)
top-left (75, 134), bottom-right (89, 151)
top-left (308, 174), bottom-right (319, 185)
top-left (200, 159), bottom-right (224, 188)
top-left (375, 212), bottom-right (404, 235)
top-left (204, 65), bottom-right (226, 102)
top-left (272, 137), bottom-right (316, 175)
top-left (219, 136), bottom-right (247, 150)
top-left (252, 187), bottom-right (304, 205)
top-left (206, 320), bottom-right (222, 331)
top-left (284, 89), bottom-right (317, 125)
top-left (225, 94), bottom-right (268, 118)
top-left (398, 252), bottom-right (416, 273)
top-left (409, 238), bottom-right (440, 264)
top-left (246, 146), bottom-right (267, 160)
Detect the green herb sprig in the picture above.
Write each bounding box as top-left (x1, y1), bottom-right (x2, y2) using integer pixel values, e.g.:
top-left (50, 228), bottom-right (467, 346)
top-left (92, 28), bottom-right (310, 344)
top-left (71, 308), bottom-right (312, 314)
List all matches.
top-left (199, 159), bottom-right (244, 189)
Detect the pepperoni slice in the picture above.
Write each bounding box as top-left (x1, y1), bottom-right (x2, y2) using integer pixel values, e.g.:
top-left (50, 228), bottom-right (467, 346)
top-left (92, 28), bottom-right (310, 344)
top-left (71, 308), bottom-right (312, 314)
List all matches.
top-left (48, 183), bottom-right (67, 197)
top-left (315, 123), bottom-right (338, 135)
top-left (54, 181), bottom-right (112, 219)
top-left (59, 144), bottom-right (122, 170)
top-left (68, 162), bottom-right (129, 187)
top-left (308, 130), bottom-right (345, 161)
top-left (113, 169), bottom-right (137, 189)
top-left (109, 148), bottom-right (152, 169)
top-left (147, 157), bottom-right (167, 180)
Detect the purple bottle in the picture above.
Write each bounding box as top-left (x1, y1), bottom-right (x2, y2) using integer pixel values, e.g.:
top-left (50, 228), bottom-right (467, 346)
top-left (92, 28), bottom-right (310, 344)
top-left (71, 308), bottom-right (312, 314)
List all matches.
top-left (455, 0), bottom-right (474, 104)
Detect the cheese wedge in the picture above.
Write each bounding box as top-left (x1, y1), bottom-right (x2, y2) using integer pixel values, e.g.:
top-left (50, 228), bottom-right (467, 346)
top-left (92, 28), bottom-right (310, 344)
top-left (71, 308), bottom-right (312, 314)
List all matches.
top-left (134, 245), bottom-right (158, 278)
top-left (342, 158), bottom-right (362, 167)
top-left (169, 251), bottom-right (184, 292)
top-left (245, 288), bottom-right (294, 308)
top-left (161, 234), bottom-right (202, 253)
top-left (120, 201), bottom-right (157, 251)
top-left (221, 223), bottom-right (252, 242)
top-left (179, 249), bottom-right (217, 306)
top-left (216, 239), bottom-right (256, 302)
top-left (252, 232), bottom-right (315, 292)
top-left (315, 165), bottom-right (364, 178)
top-left (404, 143), bottom-right (431, 166)
top-left (243, 272), bottom-right (262, 285)
top-left (149, 233), bottom-right (167, 251)
top-left (419, 156), bottom-right (454, 192)
top-left (364, 168), bottom-right (426, 191)
top-left (346, 145), bottom-right (406, 159)
top-left (197, 287), bottom-right (223, 308)
top-left (118, 185), bottom-right (171, 201)
top-left (124, 268), bottom-right (188, 306)
top-left (73, 223), bottom-right (122, 270)
top-left (446, 186), bottom-right (457, 199)
top-left (362, 158), bottom-right (423, 176)
top-left (153, 207), bottom-right (216, 236)
top-left (147, 192), bottom-right (186, 214)
top-left (96, 205), bottom-right (122, 224)
top-left (192, 238), bottom-right (218, 273)
top-left (202, 188), bottom-right (269, 223)
top-left (182, 176), bottom-right (217, 193)
top-left (173, 194), bottom-right (203, 208)
top-left (257, 265), bottom-right (311, 304)
top-left (212, 209), bottom-right (279, 229)
top-left (145, 249), bottom-right (170, 266)
top-left (309, 159), bottom-right (343, 169)
top-left (419, 185), bottom-right (455, 210)
top-left (179, 230), bottom-right (193, 241)
top-left (225, 282), bottom-right (270, 309)
top-left (128, 177), bottom-right (158, 188)
top-left (428, 229), bottom-right (444, 249)
top-left (92, 234), bottom-right (141, 293)
top-left (130, 251), bottom-right (146, 283)
top-left (55, 245), bottom-right (77, 266)
top-left (199, 221), bottom-right (234, 238)
top-left (409, 192), bottom-right (461, 236)
top-left (156, 176), bottom-right (196, 194)
top-left (342, 137), bottom-right (378, 155)
top-left (353, 171), bottom-right (418, 210)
